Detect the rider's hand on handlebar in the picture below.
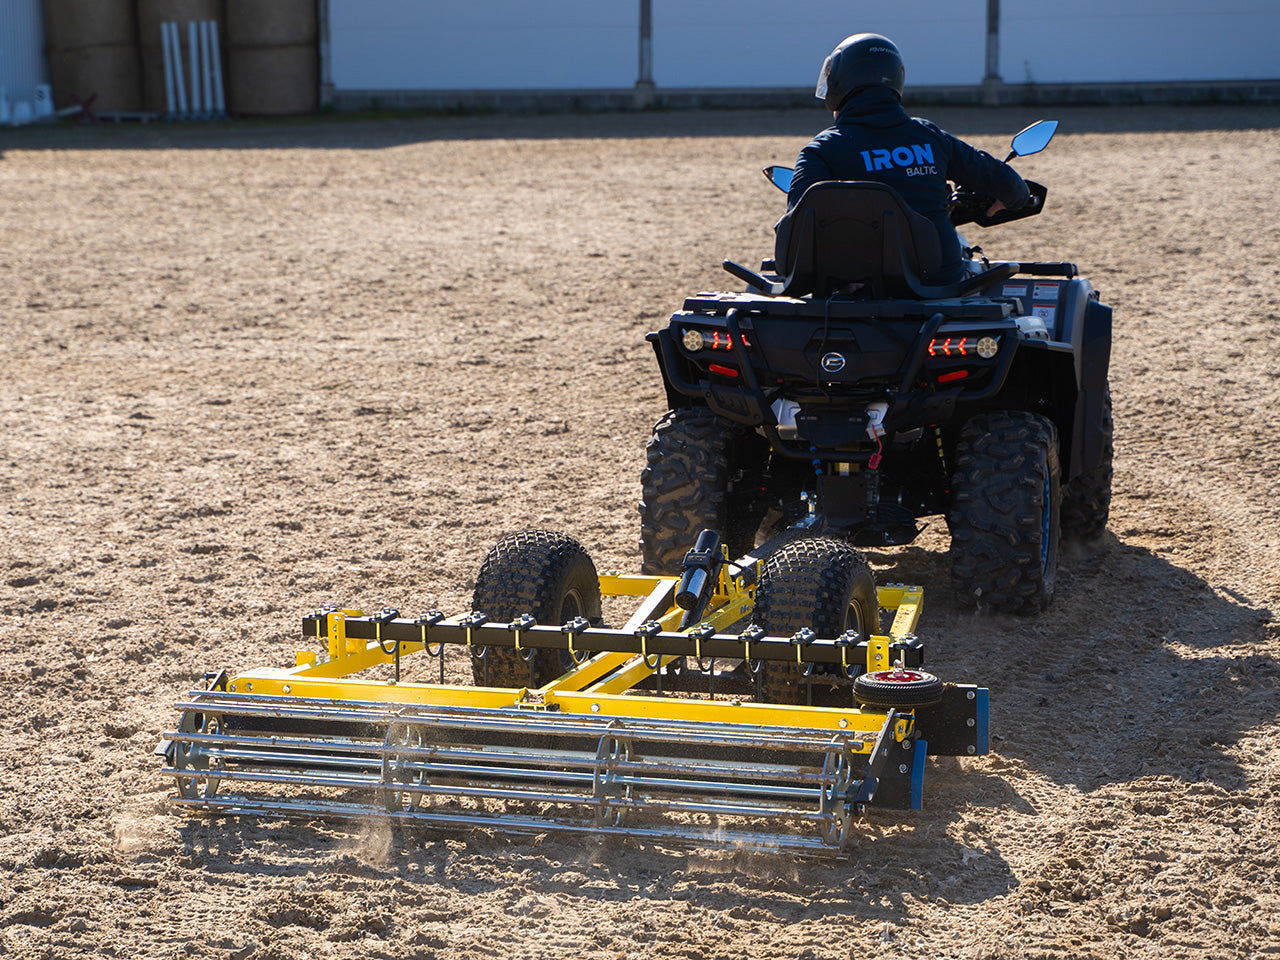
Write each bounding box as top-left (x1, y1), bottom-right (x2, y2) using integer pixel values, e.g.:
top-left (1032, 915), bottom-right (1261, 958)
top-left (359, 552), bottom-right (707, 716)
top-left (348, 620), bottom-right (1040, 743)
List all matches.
top-left (986, 199), bottom-right (1007, 217)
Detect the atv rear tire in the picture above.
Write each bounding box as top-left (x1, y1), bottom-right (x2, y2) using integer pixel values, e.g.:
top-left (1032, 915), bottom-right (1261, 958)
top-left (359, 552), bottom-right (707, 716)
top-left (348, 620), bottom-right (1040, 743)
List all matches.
top-left (639, 408), bottom-right (765, 575)
top-left (949, 411), bottom-right (1061, 615)
top-left (751, 538), bottom-right (879, 705)
top-left (1061, 386), bottom-right (1113, 543)
top-left (470, 530), bottom-right (601, 689)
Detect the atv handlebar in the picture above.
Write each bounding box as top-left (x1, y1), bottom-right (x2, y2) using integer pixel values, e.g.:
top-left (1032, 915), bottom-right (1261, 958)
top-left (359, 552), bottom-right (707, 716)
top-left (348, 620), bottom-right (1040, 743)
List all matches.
top-left (950, 180), bottom-right (1048, 228)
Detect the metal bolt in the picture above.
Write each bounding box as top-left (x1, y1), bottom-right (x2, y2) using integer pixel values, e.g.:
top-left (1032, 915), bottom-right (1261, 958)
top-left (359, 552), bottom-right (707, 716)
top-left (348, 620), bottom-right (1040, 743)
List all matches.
top-left (590, 703), bottom-right (600, 713)
top-left (229, 684), bottom-right (236, 692)
top-left (838, 718), bottom-right (849, 729)
top-left (967, 745), bottom-right (976, 754)
top-left (282, 685), bottom-right (291, 695)
top-left (967, 718), bottom-right (976, 727)
top-left (967, 690), bottom-right (976, 700)
top-left (902, 739), bottom-right (912, 751)
top-left (898, 764), bottom-right (909, 774)
top-left (245, 682), bottom-right (253, 692)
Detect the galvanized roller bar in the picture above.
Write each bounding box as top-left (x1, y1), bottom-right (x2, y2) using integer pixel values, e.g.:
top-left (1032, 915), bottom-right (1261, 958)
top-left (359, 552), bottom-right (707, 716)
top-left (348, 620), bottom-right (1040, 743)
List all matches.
top-left (161, 690), bottom-right (901, 854)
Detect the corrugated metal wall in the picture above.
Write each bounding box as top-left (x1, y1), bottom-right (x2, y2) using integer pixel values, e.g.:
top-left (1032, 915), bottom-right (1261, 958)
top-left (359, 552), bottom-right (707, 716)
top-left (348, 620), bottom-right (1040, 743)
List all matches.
top-left (0, 0), bottom-right (49, 106)
top-left (652, 0), bottom-right (985, 89)
top-left (1002, 0), bottom-right (1279, 84)
top-left (329, 0), bottom-right (635, 90)
top-left (328, 0), bottom-right (1280, 93)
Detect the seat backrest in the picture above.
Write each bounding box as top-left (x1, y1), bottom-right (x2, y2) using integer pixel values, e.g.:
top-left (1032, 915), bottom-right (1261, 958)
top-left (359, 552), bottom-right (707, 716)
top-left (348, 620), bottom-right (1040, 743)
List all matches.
top-left (773, 181), bottom-right (943, 299)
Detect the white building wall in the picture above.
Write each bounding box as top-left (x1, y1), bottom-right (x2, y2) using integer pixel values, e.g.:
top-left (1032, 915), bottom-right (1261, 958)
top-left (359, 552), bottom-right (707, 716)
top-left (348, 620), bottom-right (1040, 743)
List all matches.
top-left (652, 1), bottom-right (985, 88)
top-left (0, 0), bottom-right (48, 105)
top-left (1001, 1), bottom-right (1280, 84)
top-left (328, 0), bottom-right (1280, 92)
top-left (329, 0), bottom-right (636, 89)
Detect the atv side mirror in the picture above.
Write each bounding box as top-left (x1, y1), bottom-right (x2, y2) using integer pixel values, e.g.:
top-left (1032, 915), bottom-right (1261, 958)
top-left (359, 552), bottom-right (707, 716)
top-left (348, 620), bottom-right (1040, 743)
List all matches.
top-left (763, 165), bottom-right (794, 193)
top-left (1006, 120), bottom-right (1058, 162)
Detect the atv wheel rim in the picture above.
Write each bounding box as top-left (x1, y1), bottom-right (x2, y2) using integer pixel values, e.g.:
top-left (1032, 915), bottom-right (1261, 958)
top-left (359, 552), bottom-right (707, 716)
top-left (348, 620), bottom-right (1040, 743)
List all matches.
top-left (843, 599), bottom-right (866, 639)
top-left (560, 589), bottom-right (584, 623)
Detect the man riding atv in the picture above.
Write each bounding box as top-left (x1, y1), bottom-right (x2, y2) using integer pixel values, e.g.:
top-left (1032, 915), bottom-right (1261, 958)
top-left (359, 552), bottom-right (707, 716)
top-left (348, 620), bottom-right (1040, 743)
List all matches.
top-left (786, 33), bottom-right (1029, 284)
top-left (639, 38), bottom-right (1113, 629)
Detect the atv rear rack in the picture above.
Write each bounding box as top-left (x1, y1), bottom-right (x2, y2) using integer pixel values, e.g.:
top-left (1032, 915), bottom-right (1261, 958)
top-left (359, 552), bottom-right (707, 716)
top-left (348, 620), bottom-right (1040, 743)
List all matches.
top-left (160, 549), bottom-right (987, 856)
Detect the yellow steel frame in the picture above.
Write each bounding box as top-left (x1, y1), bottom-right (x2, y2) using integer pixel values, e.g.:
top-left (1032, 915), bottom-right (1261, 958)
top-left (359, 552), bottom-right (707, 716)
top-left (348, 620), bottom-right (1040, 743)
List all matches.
top-left (221, 559), bottom-right (924, 743)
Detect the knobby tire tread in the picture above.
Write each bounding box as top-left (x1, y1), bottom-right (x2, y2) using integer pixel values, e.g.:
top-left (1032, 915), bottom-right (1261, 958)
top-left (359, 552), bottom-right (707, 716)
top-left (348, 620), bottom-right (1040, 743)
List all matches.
top-left (638, 408), bottom-right (762, 576)
top-left (751, 537), bottom-right (878, 706)
top-left (470, 530), bottom-right (601, 688)
top-left (1061, 386), bottom-right (1113, 543)
top-left (948, 410), bottom-right (1060, 615)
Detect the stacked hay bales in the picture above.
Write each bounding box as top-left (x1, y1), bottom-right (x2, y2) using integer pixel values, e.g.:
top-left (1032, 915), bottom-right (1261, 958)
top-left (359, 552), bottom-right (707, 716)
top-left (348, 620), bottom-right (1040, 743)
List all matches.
top-left (225, 0), bottom-right (318, 116)
top-left (43, 0), bottom-right (143, 113)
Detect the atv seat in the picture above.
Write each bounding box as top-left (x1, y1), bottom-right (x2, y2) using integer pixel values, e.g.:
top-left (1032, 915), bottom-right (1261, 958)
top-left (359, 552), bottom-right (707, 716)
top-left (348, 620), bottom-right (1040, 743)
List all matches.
top-left (775, 180), bottom-right (944, 298)
top-left (722, 180), bottom-right (1016, 301)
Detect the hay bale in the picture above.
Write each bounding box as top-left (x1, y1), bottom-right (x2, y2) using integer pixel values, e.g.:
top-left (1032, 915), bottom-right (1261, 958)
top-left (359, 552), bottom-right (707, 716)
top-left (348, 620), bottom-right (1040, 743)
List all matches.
top-left (47, 45), bottom-right (143, 113)
top-left (227, 45), bottom-right (317, 116)
top-left (225, 0), bottom-right (317, 47)
top-left (42, 0), bottom-right (136, 50)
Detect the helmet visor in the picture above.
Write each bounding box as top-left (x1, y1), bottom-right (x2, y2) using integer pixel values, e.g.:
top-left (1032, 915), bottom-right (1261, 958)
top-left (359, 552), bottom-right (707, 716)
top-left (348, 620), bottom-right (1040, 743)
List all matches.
top-left (819, 48), bottom-right (839, 101)
top-left (815, 52), bottom-right (836, 102)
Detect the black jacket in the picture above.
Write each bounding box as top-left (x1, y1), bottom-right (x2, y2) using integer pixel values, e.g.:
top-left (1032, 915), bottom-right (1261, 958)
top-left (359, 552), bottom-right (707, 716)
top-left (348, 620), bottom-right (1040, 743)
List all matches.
top-left (787, 87), bottom-right (1028, 282)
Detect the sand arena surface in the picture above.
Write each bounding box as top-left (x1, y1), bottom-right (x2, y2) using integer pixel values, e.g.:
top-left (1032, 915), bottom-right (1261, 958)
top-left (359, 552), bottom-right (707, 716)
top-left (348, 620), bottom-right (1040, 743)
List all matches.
top-left (2, 104), bottom-right (1279, 959)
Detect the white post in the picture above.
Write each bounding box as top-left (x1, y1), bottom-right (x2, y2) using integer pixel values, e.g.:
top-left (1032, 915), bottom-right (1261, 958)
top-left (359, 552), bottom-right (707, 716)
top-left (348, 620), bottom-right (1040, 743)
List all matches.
top-left (162, 22), bottom-right (176, 115)
top-left (634, 0), bottom-right (655, 108)
top-left (188, 21), bottom-right (202, 115)
top-left (200, 22), bottom-right (214, 115)
top-left (982, 0), bottom-right (1003, 105)
top-left (168, 23), bottom-right (189, 116)
top-left (209, 20), bottom-right (226, 115)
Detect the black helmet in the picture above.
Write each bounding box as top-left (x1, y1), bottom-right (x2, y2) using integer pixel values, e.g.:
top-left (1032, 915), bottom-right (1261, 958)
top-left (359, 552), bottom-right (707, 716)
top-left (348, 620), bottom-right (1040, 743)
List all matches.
top-left (816, 33), bottom-right (905, 110)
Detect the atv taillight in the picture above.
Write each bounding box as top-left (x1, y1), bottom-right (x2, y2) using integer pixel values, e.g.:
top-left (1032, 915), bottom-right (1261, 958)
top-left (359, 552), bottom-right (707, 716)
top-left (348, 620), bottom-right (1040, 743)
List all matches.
top-left (708, 363), bottom-right (739, 378)
top-left (681, 327), bottom-right (752, 353)
top-left (937, 369), bottom-right (969, 383)
top-left (928, 336), bottom-right (968, 357)
top-left (928, 334), bottom-right (999, 359)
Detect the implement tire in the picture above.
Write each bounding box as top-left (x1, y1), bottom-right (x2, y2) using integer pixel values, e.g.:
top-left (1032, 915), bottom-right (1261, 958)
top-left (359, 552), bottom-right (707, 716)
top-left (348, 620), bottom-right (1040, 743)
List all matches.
top-left (470, 530), bottom-right (601, 689)
top-left (639, 408), bottom-right (765, 575)
top-left (853, 669), bottom-right (945, 710)
top-left (1061, 386), bottom-right (1113, 544)
top-left (949, 411), bottom-right (1061, 615)
top-left (751, 538), bottom-right (878, 705)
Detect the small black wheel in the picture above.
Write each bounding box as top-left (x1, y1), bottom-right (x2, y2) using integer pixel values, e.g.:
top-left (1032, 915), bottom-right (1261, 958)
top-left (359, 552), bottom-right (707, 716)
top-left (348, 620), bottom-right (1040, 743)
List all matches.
top-left (470, 530), bottom-right (601, 688)
top-left (853, 669), bottom-right (945, 710)
top-left (949, 410), bottom-right (1061, 615)
top-left (639, 408), bottom-right (768, 574)
top-left (1061, 385), bottom-right (1113, 544)
top-left (751, 538), bottom-right (878, 705)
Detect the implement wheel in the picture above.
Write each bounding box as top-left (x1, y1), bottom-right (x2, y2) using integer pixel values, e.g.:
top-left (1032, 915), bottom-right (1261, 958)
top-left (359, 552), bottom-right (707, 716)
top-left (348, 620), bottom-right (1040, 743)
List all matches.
top-left (639, 408), bottom-right (767, 575)
top-left (470, 530), bottom-right (602, 688)
top-left (949, 410), bottom-right (1061, 615)
top-left (751, 538), bottom-right (878, 705)
top-left (853, 669), bottom-right (944, 710)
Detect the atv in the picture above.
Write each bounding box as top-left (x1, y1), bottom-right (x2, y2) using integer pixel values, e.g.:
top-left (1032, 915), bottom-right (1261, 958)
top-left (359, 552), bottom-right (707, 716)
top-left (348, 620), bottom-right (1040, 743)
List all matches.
top-left (640, 120), bottom-right (1113, 617)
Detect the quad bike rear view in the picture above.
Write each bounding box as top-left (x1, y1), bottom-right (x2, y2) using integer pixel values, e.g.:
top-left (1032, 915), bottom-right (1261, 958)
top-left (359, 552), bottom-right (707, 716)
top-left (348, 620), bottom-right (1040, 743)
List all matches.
top-left (641, 120), bottom-right (1113, 616)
